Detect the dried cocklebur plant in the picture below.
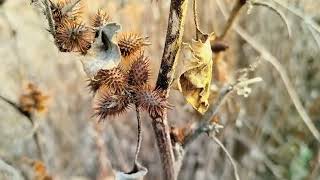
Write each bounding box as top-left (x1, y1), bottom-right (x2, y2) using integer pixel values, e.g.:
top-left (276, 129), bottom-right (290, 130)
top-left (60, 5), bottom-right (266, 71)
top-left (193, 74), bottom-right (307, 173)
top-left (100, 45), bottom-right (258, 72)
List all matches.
top-left (36, 1), bottom-right (166, 178)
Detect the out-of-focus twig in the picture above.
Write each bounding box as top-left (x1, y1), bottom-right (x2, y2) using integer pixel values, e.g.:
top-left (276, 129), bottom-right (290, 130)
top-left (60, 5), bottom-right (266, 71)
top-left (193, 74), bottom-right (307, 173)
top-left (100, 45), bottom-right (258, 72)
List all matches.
top-left (219, 0), bottom-right (247, 40)
top-left (211, 136), bottom-right (240, 180)
top-left (216, 0), bottom-right (320, 142)
top-left (0, 95), bottom-right (44, 160)
top-left (192, 0), bottom-right (201, 40)
top-left (182, 85), bottom-right (232, 147)
top-left (42, 0), bottom-right (55, 36)
top-left (307, 25), bottom-right (320, 50)
top-left (251, 1), bottom-right (292, 38)
top-left (272, 0), bottom-right (320, 34)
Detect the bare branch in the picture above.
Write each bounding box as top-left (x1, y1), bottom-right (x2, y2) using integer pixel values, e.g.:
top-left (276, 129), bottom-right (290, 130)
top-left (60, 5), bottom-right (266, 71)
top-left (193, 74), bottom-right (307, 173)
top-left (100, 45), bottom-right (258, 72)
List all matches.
top-left (272, 0), bottom-right (320, 34)
top-left (251, 1), bottom-right (292, 38)
top-left (219, 0), bottom-right (247, 40)
top-left (211, 136), bottom-right (240, 180)
top-left (182, 85), bottom-right (233, 147)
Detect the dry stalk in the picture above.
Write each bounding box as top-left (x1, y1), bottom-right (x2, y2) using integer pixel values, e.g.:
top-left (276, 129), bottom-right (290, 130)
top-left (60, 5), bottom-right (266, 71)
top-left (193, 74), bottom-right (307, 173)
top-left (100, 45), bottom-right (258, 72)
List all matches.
top-left (153, 0), bottom-right (189, 179)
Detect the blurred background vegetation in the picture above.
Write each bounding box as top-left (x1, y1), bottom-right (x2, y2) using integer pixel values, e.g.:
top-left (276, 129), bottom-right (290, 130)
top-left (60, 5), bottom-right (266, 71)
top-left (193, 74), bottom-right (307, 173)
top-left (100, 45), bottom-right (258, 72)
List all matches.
top-left (0, 0), bottom-right (319, 179)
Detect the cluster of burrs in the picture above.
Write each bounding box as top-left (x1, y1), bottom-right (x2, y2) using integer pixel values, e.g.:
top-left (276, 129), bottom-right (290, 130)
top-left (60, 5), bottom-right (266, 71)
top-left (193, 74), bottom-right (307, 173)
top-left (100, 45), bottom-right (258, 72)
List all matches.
top-left (43, 0), bottom-right (170, 121)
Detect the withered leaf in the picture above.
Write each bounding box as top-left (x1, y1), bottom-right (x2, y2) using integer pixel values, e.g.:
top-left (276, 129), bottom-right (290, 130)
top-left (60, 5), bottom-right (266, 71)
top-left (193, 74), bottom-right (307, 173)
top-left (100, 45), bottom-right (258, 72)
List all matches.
top-left (174, 33), bottom-right (214, 114)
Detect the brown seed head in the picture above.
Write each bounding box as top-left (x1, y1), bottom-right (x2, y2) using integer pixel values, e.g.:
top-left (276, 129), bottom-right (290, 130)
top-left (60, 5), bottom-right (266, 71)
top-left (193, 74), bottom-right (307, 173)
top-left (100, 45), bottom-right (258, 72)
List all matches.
top-left (50, 0), bottom-right (84, 25)
top-left (128, 53), bottom-right (150, 87)
top-left (19, 83), bottom-right (50, 114)
top-left (117, 32), bottom-right (150, 58)
top-left (55, 20), bottom-right (94, 54)
top-left (94, 90), bottom-right (130, 121)
top-left (91, 9), bottom-right (109, 28)
top-left (135, 86), bottom-right (170, 119)
top-left (88, 67), bottom-right (128, 93)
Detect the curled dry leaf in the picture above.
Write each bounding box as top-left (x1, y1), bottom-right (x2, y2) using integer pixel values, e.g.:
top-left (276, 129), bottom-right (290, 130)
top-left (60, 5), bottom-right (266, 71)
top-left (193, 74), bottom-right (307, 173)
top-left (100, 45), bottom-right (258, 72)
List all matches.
top-left (173, 33), bottom-right (215, 114)
top-left (81, 22), bottom-right (122, 78)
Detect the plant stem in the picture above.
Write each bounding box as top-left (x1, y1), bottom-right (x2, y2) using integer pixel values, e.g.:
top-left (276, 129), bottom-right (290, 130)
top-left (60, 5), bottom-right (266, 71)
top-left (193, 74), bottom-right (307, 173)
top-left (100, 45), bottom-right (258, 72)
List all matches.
top-left (153, 0), bottom-right (189, 179)
top-left (133, 106), bottom-right (142, 168)
top-left (219, 0), bottom-right (246, 40)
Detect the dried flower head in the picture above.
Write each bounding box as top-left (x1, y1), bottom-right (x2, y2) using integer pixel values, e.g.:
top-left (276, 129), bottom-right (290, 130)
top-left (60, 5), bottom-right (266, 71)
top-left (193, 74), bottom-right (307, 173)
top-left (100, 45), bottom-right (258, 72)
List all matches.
top-left (88, 67), bottom-right (128, 93)
top-left (55, 20), bottom-right (94, 54)
top-left (94, 90), bottom-right (130, 121)
top-left (91, 9), bottom-right (109, 28)
top-left (19, 83), bottom-right (49, 115)
top-left (128, 53), bottom-right (150, 86)
top-left (50, 0), bottom-right (83, 24)
top-left (135, 86), bottom-right (170, 119)
top-left (117, 32), bottom-right (150, 59)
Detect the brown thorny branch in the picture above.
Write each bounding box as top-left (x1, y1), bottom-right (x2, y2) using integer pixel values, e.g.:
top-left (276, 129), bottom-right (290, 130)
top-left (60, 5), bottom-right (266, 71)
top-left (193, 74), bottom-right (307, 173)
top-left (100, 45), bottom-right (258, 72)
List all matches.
top-left (0, 95), bottom-right (44, 160)
top-left (153, 1), bottom-right (189, 179)
top-left (153, 0), bottom-right (250, 179)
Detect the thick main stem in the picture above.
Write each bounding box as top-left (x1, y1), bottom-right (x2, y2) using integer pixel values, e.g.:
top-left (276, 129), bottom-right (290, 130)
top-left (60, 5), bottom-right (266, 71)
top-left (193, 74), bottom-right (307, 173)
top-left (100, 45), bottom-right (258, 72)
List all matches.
top-left (153, 0), bottom-right (188, 180)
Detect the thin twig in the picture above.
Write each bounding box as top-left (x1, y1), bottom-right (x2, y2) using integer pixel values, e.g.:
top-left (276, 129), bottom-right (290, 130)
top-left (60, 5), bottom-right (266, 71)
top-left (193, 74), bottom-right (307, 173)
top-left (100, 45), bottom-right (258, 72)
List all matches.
top-left (272, 0), bottom-right (320, 34)
top-left (307, 25), bottom-right (320, 50)
top-left (193, 0), bottom-right (200, 40)
top-left (182, 85), bottom-right (233, 147)
top-left (219, 0), bottom-right (246, 40)
top-left (43, 0), bottom-right (55, 36)
top-left (216, 0), bottom-right (320, 142)
top-left (133, 106), bottom-right (142, 170)
top-left (251, 1), bottom-right (292, 38)
top-left (211, 136), bottom-right (240, 180)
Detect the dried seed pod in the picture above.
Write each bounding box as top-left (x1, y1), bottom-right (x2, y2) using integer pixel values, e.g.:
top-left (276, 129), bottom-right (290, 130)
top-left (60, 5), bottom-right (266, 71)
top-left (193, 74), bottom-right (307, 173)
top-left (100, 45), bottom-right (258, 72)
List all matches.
top-left (19, 83), bottom-right (50, 114)
top-left (94, 90), bottom-right (130, 121)
top-left (50, 0), bottom-right (83, 25)
top-left (88, 67), bottom-right (127, 93)
top-left (128, 53), bottom-right (150, 86)
top-left (55, 20), bottom-right (94, 54)
top-left (117, 32), bottom-right (150, 58)
top-left (91, 9), bottom-right (109, 28)
top-left (135, 86), bottom-right (170, 119)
